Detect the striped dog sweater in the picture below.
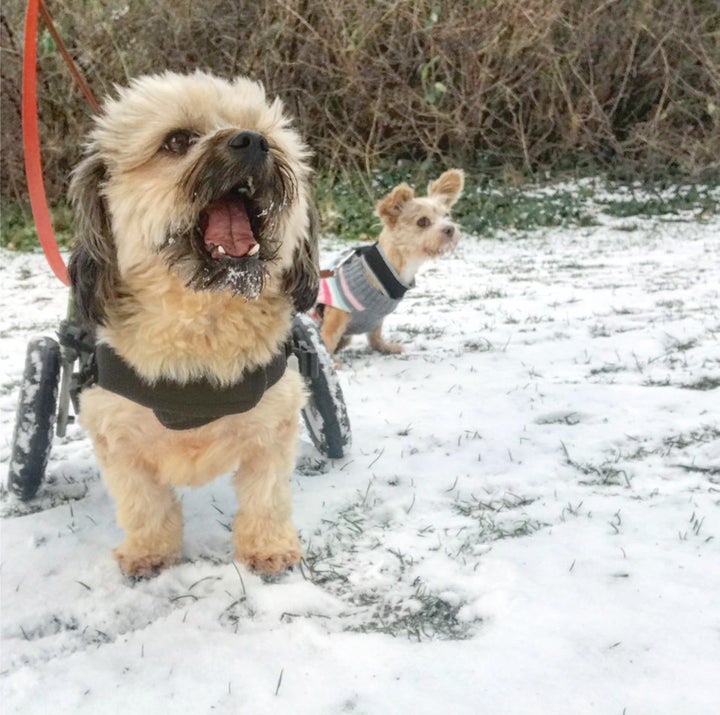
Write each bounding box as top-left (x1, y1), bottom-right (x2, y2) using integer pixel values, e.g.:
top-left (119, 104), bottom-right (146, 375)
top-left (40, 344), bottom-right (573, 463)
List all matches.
top-left (313, 243), bottom-right (413, 335)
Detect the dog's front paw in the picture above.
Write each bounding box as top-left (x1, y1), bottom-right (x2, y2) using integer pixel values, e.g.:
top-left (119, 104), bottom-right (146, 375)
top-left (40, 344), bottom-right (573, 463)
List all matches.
top-left (368, 332), bottom-right (404, 354)
top-left (113, 542), bottom-right (180, 577)
top-left (382, 341), bottom-right (404, 354)
top-left (234, 518), bottom-right (302, 574)
top-left (237, 546), bottom-right (303, 575)
top-left (372, 340), bottom-right (403, 354)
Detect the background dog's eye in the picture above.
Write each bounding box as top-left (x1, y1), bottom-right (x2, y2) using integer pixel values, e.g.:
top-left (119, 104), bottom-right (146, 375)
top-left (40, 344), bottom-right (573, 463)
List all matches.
top-left (162, 130), bottom-right (198, 155)
top-left (417, 216), bottom-right (431, 228)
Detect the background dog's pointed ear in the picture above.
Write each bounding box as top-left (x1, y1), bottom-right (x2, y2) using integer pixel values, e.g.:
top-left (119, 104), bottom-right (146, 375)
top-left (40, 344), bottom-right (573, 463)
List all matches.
top-left (377, 183), bottom-right (415, 226)
top-left (283, 200), bottom-right (320, 313)
top-left (68, 153), bottom-right (119, 326)
top-left (428, 169), bottom-right (465, 208)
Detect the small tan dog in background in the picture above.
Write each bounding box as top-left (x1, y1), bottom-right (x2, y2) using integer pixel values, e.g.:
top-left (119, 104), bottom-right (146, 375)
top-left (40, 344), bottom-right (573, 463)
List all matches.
top-left (313, 170), bottom-right (464, 355)
top-left (68, 71), bottom-right (318, 577)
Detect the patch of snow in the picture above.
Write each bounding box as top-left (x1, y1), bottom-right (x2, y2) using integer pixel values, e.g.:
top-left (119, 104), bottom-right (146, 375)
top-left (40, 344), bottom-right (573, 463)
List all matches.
top-left (1, 208), bottom-right (719, 714)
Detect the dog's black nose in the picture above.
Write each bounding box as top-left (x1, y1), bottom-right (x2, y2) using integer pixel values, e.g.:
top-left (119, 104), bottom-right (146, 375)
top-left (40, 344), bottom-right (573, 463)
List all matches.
top-left (442, 225), bottom-right (455, 240)
top-left (228, 131), bottom-right (270, 163)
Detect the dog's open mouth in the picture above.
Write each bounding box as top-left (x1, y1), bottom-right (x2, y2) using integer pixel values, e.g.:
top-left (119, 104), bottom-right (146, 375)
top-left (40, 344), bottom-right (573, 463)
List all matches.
top-left (199, 189), bottom-right (261, 260)
top-left (163, 167), bottom-right (289, 298)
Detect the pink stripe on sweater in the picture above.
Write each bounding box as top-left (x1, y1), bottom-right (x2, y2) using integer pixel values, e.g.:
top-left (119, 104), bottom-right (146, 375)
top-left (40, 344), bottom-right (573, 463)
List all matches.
top-left (338, 267), bottom-right (365, 311)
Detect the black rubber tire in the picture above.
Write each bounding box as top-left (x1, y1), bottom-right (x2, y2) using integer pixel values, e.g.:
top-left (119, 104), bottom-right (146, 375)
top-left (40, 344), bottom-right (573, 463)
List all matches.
top-left (7, 336), bottom-right (62, 500)
top-left (291, 314), bottom-right (351, 459)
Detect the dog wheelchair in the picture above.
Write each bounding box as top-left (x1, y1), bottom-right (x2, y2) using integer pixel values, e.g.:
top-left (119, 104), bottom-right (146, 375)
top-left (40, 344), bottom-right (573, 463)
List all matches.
top-left (7, 304), bottom-right (351, 501)
top-left (11, 1), bottom-right (350, 502)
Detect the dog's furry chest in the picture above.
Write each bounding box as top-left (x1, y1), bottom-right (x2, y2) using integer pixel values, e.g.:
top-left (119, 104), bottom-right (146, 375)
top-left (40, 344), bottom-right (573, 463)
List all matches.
top-left (103, 268), bottom-right (293, 385)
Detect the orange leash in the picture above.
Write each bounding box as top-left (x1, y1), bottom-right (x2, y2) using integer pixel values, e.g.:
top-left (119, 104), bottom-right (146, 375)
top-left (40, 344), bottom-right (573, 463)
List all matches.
top-left (22, 0), bottom-right (100, 285)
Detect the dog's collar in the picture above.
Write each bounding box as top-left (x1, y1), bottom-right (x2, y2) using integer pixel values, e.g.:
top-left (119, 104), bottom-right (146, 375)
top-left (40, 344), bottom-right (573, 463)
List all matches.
top-left (94, 343), bottom-right (288, 430)
top-left (354, 243), bottom-right (412, 300)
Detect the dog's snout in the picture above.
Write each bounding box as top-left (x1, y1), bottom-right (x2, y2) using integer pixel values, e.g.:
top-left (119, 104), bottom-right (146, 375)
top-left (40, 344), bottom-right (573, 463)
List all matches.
top-left (442, 225), bottom-right (455, 240)
top-left (228, 131), bottom-right (270, 162)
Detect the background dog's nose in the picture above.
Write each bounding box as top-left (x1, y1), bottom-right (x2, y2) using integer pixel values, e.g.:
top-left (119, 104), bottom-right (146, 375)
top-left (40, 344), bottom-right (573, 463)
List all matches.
top-left (228, 131), bottom-right (270, 162)
top-left (442, 225), bottom-right (455, 240)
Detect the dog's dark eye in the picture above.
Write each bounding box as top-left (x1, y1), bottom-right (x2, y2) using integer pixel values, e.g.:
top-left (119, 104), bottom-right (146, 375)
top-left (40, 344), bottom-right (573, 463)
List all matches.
top-left (417, 216), bottom-right (431, 228)
top-left (161, 130), bottom-right (198, 155)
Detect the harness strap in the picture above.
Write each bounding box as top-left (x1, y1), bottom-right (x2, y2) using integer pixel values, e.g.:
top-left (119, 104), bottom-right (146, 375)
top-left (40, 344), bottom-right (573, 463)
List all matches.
top-left (95, 344), bottom-right (288, 430)
top-left (357, 243), bottom-right (410, 300)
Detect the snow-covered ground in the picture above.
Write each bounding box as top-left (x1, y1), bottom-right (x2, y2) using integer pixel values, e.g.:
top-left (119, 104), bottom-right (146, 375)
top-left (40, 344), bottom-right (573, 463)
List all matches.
top-left (1, 204), bottom-right (719, 714)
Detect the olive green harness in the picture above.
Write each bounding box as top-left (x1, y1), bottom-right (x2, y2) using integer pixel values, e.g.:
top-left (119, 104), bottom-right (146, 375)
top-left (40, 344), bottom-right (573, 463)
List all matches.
top-left (94, 342), bottom-right (288, 430)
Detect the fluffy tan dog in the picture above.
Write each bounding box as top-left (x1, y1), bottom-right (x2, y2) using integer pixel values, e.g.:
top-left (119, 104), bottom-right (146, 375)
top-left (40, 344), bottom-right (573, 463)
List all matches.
top-left (68, 71), bottom-right (319, 577)
top-left (315, 170), bottom-right (464, 355)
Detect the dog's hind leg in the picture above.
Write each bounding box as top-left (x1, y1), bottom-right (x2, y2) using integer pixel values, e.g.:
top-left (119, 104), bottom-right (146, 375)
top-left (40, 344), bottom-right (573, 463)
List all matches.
top-left (232, 411), bottom-right (303, 574)
top-left (100, 454), bottom-right (184, 577)
top-left (367, 320), bottom-right (403, 354)
top-left (320, 306), bottom-right (351, 355)
top-left (335, 335), bottom-right (351, 352)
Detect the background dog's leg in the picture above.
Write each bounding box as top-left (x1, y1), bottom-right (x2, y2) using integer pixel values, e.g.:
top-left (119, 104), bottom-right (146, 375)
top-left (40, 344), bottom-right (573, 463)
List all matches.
top-left (335, 335), bottom-right (351, 352)
top-left (320, 307), bottom-right (351, 355)
top-left (368, 320), bottom-right (403, 354)
top-left (101, 457), bottom-right (183, 577)
top-left (232, 416), bottom-right (302, 574)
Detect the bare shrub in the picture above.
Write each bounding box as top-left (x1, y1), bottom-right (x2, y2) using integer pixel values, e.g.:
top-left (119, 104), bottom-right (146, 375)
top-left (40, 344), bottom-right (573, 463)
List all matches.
top-left (1, 0), bottom-right (718, 205)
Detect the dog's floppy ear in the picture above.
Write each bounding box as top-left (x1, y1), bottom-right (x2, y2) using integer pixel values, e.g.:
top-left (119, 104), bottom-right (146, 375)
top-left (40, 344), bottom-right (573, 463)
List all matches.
top-left (68, 153), bottom-right (119, 326)
top-left (377, 183), bottom-right (415, 227)
top-left (283, 200), bottom-right (320, 313)
top-left (428, 169), bottom-right (465, 208)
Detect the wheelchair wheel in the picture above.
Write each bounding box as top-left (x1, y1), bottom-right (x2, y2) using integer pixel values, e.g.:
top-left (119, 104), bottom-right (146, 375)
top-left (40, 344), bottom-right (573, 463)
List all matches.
top-left (7, 336), bottom-right (61, 500)
top-left (291, 314), bottom-right (351, 459)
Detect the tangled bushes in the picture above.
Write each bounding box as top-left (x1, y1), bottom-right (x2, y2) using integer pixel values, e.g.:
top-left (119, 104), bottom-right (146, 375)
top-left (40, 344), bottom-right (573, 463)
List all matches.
top-left (1, 0), bottom-right (719, 204)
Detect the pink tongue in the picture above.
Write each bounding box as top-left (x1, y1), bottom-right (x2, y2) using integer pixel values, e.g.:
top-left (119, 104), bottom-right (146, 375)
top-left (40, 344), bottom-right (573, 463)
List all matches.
top-left (203, 201), bottom-right (257, 257)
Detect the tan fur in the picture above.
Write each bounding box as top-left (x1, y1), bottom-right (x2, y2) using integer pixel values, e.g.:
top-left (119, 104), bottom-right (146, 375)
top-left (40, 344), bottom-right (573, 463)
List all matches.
top-left (69, 71), bottom-right (318, 576)
top-left (322, 169), bottom-right (464, 355)
top-left (320, 304), bottom-right (351, 356)
top-left (367, 320), bottom-right (403, 354)
top-left (80, 370), bottom-right (305, 576)
top-left (105, 258), bottom-right (292, 385)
